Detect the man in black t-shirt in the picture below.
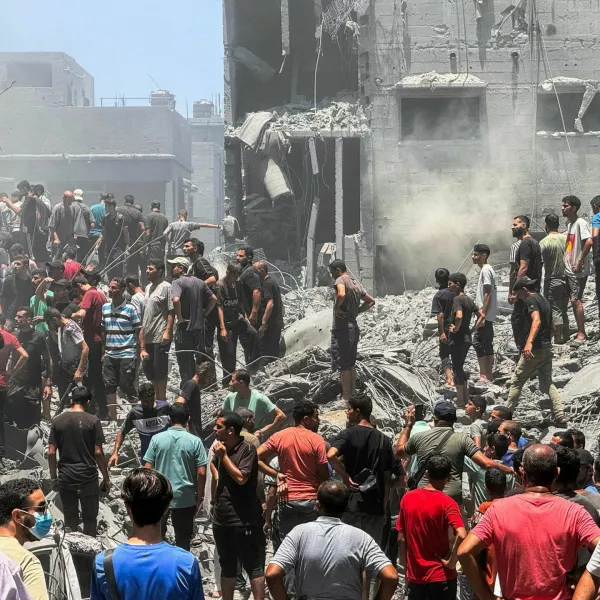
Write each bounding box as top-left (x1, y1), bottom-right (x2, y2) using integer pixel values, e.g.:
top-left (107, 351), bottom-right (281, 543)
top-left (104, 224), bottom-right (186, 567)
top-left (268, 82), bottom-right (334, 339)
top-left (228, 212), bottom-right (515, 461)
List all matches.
top-left (144, 202), bottom-right (169, 275)
top-left (176, 361), bottom-right (212, 438)
top-left (254, 261), bottom-right (284, 368)
top-left (236, 247), bottom-right (262, 325)
top-left (8, 307), bottom-right (51, 426)
top-left (98, 198), bottom-right (130, 281)
top-left (0, 256), bottom-right (35, 328)
top-left (183, 237), bottom-right (220, 367)
top-left (118, 195), bottom-right (146, 281)
top-left (48, 386), bottom-right (109, 536)
top-left (431, 267), bottom-right (455, 388)
top-left (508, 277), bottom-right (565, 424)
top-left (215, 262), bottom-right (259, 385)
top-left (327, 392), bottom-right (393, 547)
top-left (448, 272), bottom-right (484, 407)
top-left (211, 411), bottom-right (265, 599)
top-left (509, 215), bottom-right (542, 351)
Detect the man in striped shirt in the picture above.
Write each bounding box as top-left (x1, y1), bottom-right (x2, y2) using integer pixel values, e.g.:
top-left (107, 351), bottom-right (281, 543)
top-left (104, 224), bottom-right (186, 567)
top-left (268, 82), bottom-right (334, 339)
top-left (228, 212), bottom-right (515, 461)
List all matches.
top-left (102, 278), bottom-right (141, 421)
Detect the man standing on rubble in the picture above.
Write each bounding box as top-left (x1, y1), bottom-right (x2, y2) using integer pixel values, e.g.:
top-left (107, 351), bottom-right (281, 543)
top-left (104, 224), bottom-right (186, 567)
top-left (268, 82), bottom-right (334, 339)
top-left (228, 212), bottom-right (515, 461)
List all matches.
top-left (431, 268), bottom-right (454, 389)
top-left (508, 215), bottom-right (542, 352)
top-left (236, 247), bottom-right (262, 329)
top-left (164, 208), bottom-right (219, 255)
top-left (258, 400), bottom-right (330, 540)
top-left (215, 263), bottom-right (259, 382)
top-left (72, 268), bottom-right (108, 419)
top-left (109, 382), bottom-right (170, 467)
top-left (144, 201), bottom-right (169, 268)
top-left (169, 256), bottom-right (216, 387)
top-left (329, 259), bottom-right (375, 402)
top-left (144, 402), bottom-right (208, 551)
top-left (48, 386), bottom-right (110, 537)
top-left (471, 244), bottom-right (497, 383)
top-left (254, 261), bottom-right (284, 367)
top-left (327, 391), bottom-right (394, 545)
top-left (540, 213), bottom-right (568, 344)
top-left (118, 195), bottom-right (146, 281)
top-left (507, 276), bottom-right (566, 424)
top-left (0, 478), bottom-right (50, 600)
top-left (140, 259), bottom-right (174, 403)
top-left (563, 195), bottom-right (593, 344)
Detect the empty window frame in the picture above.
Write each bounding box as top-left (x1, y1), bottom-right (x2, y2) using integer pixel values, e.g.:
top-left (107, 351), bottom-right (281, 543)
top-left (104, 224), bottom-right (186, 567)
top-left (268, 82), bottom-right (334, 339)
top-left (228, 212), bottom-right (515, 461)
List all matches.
top-left (536, 92), bottom-right (600, 132)
top-left (400, 96), bottom-right (481, 141)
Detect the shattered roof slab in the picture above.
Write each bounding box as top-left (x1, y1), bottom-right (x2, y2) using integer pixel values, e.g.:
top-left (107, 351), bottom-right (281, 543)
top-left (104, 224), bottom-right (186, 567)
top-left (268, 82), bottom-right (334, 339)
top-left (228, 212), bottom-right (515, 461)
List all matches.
top-left (391, 71), bottom-right (487, 90)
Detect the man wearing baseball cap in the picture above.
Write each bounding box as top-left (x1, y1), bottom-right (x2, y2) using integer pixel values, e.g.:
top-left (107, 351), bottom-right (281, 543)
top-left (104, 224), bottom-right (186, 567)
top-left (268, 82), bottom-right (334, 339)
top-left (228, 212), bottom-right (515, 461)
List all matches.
top-left (397, 399), bottom-right (513, 507)
top-left (168, 256), bottom-right (216, 387)
top-left (507, 276), bottom-right (566, 424)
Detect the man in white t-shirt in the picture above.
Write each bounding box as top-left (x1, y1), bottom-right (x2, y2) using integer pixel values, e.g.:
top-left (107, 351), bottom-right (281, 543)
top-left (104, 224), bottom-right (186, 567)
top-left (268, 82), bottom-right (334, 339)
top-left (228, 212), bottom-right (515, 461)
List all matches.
top-left (472, 243), bottom-right (497, 382)
top-left (562, 195), bottom-right (593, 344)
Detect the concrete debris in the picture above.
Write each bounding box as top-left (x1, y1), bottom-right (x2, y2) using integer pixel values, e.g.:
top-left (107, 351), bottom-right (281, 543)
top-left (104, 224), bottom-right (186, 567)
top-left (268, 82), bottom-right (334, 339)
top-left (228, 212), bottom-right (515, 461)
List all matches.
top-left (575, 82), bottom-right (598, 133)
top-left (540, 77), bottom-right (598, 92)
top-left (392, 71), bottom-right (487, 90)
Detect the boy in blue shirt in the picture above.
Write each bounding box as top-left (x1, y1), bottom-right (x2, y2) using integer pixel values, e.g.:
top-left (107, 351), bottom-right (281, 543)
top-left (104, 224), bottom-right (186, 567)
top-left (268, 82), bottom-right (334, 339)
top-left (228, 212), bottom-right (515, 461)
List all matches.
top-left (91, 468), bottom-right (204, 600)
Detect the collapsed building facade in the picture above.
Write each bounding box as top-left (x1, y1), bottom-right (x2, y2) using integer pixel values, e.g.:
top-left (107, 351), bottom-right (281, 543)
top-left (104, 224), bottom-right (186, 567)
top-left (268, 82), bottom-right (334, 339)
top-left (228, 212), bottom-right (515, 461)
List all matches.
top-left (223, 0), bottom-right (600, 293)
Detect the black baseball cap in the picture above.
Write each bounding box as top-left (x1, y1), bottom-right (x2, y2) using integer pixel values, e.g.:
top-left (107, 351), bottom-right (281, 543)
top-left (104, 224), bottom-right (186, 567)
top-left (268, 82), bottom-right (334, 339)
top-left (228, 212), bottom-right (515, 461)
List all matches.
top-left (513, 276), bottom-right (538, 291)
top-left (433, 399), bottom-right (457, 421)
top-left (51, 279), bottom-right (72, 289)
top-left (45, 260), bottom-right (65, 271)
top-left (577, 448), bottom-right (595, 466)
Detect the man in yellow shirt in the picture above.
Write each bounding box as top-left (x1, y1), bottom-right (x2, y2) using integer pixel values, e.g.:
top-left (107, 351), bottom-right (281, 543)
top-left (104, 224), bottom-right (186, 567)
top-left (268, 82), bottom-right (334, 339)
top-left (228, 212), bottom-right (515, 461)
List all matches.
top-left (0, 478), bottom-right (50, 600)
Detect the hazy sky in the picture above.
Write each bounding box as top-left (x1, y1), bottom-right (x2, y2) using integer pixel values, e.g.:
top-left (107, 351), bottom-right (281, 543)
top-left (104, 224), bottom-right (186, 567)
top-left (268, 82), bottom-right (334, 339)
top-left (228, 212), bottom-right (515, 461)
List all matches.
top-left (2, 0), bottom-right (223, 115)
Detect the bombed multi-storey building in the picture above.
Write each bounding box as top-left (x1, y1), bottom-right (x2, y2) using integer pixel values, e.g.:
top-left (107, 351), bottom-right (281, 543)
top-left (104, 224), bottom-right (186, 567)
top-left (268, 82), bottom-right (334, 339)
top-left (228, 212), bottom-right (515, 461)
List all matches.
top-left (223, 0), bottom-right (600, 293)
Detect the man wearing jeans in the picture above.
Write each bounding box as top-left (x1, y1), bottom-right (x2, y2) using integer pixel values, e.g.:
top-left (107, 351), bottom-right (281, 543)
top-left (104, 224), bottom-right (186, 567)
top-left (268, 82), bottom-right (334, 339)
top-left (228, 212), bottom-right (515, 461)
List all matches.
top-left (507, 277), bottom-right (566, 424)
top-left (48, 386), bottom-right (110, 536)
top-left (144, 403), bottom-right (207, 551)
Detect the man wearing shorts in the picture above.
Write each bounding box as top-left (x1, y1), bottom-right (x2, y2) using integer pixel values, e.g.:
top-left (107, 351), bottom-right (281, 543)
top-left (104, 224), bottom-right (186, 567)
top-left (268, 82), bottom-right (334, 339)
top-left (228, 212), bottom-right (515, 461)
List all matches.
top-left (329, 260), bottom-right (375, 401)
top-left (102, 277), bottom-right (141, 421)
top-left (540, 213), bottom-right (568, 344)
top-left (471, 244), bottom-right (497, 383)
top-left (140, 259), bottom-right (174, 403)
top-left (562, 195), bottom-right (593, 344)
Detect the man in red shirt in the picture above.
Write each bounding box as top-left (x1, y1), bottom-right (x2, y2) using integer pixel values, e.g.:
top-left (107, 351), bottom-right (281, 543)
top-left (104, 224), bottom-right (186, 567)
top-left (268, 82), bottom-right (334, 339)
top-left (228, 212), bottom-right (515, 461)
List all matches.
top-left (258, 400), bottom-right (329, 544)
top-left (397, 454), bottom-right (466, 599)
top-left (459, 444), bottom-right (600, 600)
top-left (61, 246), bottom-right (82, 281)
top-left (71, 269), bottom-right (108, 419)
top-left (0, 317), bottom-right (27, 459)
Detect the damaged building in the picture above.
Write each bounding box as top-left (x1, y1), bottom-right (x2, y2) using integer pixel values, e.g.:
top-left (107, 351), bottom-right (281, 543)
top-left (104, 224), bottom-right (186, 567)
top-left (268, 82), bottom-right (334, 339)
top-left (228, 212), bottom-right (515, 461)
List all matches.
top-left (223, 0), bottom-right (600, 293)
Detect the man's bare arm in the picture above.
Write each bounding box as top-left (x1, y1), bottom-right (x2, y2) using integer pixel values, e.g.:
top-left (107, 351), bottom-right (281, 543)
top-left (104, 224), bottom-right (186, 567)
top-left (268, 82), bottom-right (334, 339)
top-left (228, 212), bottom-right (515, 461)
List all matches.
top-left (457, 533), bottom-right (495, 600)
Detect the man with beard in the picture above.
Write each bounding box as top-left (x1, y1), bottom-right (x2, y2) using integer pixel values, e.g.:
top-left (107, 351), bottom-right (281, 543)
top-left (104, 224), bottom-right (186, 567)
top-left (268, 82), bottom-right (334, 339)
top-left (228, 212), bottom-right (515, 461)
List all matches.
top-left (508, 215), bottom-right (542, 352)
top-left (0, 478), bottom-right (50, 600)
top-left (9, 307), bottom-right (52, 424)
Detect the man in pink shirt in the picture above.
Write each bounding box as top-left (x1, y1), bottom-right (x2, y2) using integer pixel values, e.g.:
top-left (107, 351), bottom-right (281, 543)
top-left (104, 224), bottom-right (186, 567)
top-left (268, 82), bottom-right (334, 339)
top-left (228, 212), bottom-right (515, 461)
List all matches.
top-left (459, 444), bottom-right (600, 600)
top-left (258, 400), bottom-right (329, 545)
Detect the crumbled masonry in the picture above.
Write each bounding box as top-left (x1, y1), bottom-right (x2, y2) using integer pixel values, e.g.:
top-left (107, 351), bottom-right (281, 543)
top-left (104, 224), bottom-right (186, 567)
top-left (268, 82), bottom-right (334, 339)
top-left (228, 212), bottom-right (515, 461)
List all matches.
top-left (4, 262), bottom-right (600, 597)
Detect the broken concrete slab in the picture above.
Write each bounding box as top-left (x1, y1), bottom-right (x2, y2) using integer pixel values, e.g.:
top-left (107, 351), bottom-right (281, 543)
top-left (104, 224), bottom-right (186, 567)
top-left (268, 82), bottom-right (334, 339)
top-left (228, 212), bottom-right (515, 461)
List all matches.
top-left (562, 362), bottom-right (600, 403)
top-left (282, 308), bottom-right (331, 355)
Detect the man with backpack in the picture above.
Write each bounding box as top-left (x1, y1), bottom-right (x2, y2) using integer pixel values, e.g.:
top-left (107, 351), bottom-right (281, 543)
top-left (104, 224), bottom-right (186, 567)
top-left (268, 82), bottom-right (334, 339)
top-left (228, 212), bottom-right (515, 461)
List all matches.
top-left (396, 400), bottom-right (513, 506)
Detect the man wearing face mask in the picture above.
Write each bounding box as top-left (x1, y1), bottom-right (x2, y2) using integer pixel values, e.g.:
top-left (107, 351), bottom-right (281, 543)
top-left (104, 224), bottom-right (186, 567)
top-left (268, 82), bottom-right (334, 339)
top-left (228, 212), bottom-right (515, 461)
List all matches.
top-left (0, 478), bottom-right (50, 600)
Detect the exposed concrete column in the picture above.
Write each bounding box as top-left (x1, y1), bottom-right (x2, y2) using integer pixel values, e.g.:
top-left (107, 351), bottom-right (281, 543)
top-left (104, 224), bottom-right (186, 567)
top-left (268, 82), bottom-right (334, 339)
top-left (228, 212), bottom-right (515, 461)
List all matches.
top-left (306, 196), bottom-right (321, 287)
top-left (335, 137), bottom-right (344, 259)
top-left (223, 0), bottom-right (237, 125)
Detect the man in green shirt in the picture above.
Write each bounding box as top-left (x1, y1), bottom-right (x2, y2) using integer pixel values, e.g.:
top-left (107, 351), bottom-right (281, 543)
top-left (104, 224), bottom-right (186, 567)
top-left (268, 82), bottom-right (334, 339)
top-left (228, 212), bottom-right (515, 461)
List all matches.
top-left (144, 403), bottom-right (207, 550)
top-left (540, 213), bottom-right (568, 344)
top-left (221, 369), bottom-right (286, 441)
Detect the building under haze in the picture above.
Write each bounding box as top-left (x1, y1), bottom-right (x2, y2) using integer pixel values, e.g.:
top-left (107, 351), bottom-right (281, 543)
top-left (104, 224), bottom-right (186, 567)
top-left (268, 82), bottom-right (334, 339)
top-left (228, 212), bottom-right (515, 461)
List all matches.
top-left (0, 52), bottom-right (194, 219)
top-left (223, 0), bottom-right (600, 293)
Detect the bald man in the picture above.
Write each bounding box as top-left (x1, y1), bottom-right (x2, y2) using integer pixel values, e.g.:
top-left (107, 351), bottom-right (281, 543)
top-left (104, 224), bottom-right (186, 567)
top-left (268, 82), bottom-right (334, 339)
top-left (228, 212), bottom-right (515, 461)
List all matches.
top-left (459, 444), bottom-right (600, 600)
top-left (254, 261), bottom-right (283, 367)
top-left (49, 191), bottom-right (91, 258)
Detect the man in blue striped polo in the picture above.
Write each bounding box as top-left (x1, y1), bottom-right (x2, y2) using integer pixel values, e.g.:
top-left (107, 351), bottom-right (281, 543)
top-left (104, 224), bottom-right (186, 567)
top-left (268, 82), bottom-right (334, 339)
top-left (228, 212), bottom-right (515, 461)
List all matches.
top-left (101, 277), bottom-right (141, 421)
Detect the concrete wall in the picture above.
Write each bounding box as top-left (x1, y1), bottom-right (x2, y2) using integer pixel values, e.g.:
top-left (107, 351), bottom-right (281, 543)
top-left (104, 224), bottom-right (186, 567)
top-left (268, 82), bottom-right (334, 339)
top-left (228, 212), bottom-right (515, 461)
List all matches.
top-left (0, 52), bottom-right (94, 108)
top-left (0, 105), bottom-right (191, 169)
top-left (364, 0), bottom-right (600, 292)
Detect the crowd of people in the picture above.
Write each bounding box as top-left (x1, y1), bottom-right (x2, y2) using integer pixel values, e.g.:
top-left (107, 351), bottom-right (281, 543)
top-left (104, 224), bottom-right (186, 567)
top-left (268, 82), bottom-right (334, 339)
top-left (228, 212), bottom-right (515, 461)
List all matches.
top-left (1, 186), bottom-right (600, 600)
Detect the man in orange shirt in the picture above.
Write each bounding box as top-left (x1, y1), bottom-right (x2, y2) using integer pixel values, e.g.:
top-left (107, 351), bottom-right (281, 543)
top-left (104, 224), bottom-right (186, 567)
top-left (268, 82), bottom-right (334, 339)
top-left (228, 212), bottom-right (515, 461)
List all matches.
top-left (258, 400), bottom-right (330, 543)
